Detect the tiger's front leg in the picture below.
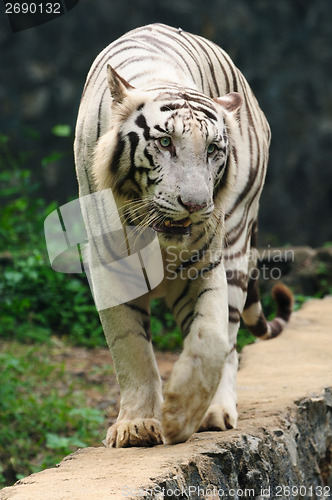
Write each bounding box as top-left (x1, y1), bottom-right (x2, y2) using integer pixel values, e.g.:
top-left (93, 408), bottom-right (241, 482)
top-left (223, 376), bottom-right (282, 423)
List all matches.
top-left (162, 262), bottom-right (230, 444)
top-left (100, 297), bottom-right (164, 447)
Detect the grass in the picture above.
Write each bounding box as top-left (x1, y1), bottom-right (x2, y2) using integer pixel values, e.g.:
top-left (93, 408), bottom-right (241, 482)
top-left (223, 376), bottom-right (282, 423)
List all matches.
top-left (0, 341), bottom-right (108, 487)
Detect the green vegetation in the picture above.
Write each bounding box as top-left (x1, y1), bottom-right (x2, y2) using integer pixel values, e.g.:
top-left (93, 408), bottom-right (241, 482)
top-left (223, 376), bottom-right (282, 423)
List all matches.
top-left (0, 132), bottom-right (105, 347)
top-left (0, 342), bottom-right (106, 486)
top-left (1, 251), bottom-right (105, 347)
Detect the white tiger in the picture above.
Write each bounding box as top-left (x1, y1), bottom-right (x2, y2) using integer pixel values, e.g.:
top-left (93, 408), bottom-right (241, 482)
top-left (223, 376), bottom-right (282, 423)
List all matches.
top-left (74, 23), bottom-right (293, 447)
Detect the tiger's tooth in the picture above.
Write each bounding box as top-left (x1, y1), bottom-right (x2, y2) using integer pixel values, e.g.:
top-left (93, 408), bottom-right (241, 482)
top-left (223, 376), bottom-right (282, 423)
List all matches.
top-left (163, 217), bottom-right (191, 229)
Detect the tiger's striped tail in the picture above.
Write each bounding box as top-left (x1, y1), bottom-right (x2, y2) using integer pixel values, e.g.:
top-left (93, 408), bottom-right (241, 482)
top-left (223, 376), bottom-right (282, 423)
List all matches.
top-left (242, 283), bottom-right (294, 340)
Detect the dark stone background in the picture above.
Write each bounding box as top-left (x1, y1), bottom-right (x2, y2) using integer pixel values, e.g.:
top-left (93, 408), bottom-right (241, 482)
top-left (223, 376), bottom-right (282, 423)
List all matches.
top-left (0, 0), bottom-right (331, 246)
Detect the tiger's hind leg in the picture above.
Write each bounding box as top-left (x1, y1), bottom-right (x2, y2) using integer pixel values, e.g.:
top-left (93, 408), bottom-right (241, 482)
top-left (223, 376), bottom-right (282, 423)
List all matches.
top-left (200, 250), bottom-right (294, 433)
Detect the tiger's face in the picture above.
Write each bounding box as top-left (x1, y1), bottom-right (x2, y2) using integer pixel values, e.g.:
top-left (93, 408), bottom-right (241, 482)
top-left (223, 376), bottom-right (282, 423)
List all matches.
top-left (93, 67), bottom-right (242, 246)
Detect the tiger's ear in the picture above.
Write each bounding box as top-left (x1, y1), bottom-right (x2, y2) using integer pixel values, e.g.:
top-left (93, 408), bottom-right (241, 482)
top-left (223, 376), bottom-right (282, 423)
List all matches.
top-left (214, 92), bottom-right (242, 114)
top-left (107, 65), bottom-right (134, 104)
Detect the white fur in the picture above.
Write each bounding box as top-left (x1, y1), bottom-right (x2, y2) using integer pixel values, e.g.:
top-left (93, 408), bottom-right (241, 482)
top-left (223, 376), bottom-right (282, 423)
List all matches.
top-left (74, 24), bottom-right (270, 447)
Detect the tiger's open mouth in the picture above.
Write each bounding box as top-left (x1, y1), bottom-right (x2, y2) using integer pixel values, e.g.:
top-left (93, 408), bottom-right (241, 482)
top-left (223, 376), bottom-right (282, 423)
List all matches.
top-left (152, 217), bottom-right (192, 235)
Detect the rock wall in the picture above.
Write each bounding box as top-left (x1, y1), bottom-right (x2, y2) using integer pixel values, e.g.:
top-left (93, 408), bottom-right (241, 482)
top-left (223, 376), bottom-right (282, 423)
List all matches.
top-left (1, 297), bottom-right (332, 500)
top-left (257, 245), bottom-right (332, 296)
top-left (1, 0), bottom-right (332, 244)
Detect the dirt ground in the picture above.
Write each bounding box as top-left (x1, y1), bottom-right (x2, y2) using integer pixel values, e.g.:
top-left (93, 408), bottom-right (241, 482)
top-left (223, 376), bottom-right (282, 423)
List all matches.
top-left (51, 342), bottom-right (180, 429)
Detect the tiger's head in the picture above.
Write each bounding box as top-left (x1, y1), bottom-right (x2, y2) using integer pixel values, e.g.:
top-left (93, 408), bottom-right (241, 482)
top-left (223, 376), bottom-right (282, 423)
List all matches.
top-left (93, 66), bottom-right (242, 247)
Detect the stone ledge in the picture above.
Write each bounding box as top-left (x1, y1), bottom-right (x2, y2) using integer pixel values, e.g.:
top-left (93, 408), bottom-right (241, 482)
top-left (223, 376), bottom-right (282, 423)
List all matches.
top-left (1, 297), bottom-right (332, 500)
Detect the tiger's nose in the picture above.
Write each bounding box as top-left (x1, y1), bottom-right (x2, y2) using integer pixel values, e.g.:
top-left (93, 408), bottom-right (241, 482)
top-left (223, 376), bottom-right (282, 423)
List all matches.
top-left (178, 196), bottom-right (207, 213)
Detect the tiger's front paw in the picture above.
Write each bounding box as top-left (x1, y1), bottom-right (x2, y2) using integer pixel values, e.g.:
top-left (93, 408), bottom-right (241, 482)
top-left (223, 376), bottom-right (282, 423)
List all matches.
top-left (105, 418), bottom-right (164, 447)
top-left (199, 402), bottom-right (238, 432)
top-left (162, 391), bottom-right (207, 444)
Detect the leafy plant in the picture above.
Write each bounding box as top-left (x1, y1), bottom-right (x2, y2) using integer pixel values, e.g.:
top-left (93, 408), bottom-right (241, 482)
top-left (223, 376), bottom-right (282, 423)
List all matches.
top-left (151, 299), bottom-right (182, 350)
top-left (0, 131), bottom-right (105, 347)
top-left (237, 328), bottom-right (256, 352)
top-left (51, 124), bottom-right (72, 137)
top-left (0, 134), bottom-right (52, 250)
top-left (0, 250), bottom-right (105, 346)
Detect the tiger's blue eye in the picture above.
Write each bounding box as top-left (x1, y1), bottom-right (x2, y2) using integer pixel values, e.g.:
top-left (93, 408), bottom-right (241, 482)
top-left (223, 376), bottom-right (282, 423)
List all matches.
top-left (207, 143), bottom-right (217, 155)
top-left (159, 137), bottom-right (172, 148)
